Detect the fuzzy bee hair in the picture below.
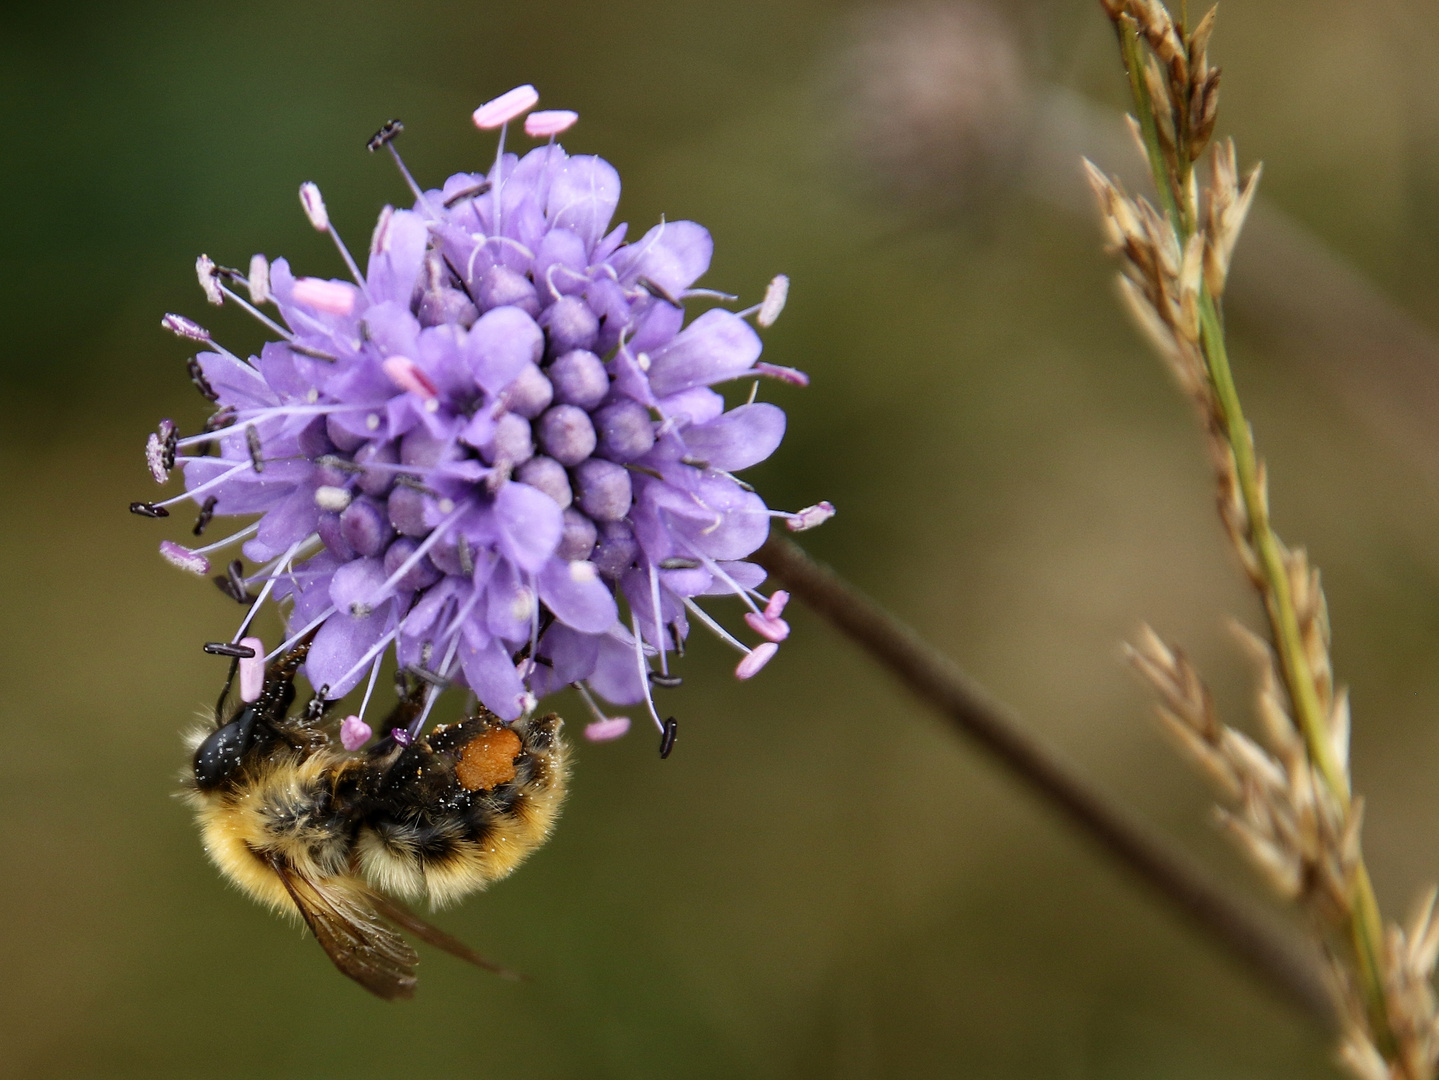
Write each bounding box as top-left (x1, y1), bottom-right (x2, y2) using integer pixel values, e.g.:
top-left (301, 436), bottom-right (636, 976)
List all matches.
top-left (181, 646), bottom-right (568, 998)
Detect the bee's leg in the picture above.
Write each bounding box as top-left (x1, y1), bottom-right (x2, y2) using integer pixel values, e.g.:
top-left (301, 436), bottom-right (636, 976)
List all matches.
top-left (212, 656), bottom-right (241, 721)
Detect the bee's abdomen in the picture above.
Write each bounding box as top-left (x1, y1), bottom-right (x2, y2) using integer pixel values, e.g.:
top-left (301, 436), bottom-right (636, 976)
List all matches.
top-left (352, 713), bottom-right (568, 906)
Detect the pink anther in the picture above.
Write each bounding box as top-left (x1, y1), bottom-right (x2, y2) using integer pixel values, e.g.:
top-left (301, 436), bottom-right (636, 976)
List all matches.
top-left (763, 590), bottom-right (790, 620)
top-left (735, 641), bottom-right (779, 680)
top-left (161, 313), bottom-right (211, 341)
top-left (524, 109), bottom-right (578, 137)
top-left (159, 540), bottom-right (210, 576)
top-left (585, 716), bottom-right (632, 742)
top-left (238, 636), bottom-right (265, 703)
top-left (754, 362), bottom-right (810, 387)
top-left (291, 277), bottom-right (356, 316)
top-left (743, 611), bottom-right (791, 642)
top-left (786, 501), bottom-right (835, 532)
top-left (299, 182), bottom-right (329, 231)
top-left (382, 356), bottom-right (439, 400)
top-left (472, 85), bottom-right (539, 130)
top-left (340, 715), bottom-right (373, 751)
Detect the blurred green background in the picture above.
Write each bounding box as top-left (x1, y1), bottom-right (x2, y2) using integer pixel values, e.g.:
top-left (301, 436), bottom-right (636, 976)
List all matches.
top-left (7, 0), bottom-right (1439, 1076)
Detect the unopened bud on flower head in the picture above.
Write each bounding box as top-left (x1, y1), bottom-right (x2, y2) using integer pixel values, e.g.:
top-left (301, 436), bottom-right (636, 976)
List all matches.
top-left (195, 254), bottom-right (223, 305)
top-left (162, 313), bottom-right (211, 342)
top-left (736, 641), bottom-right (780, 680)
top-left (758, 274), bottom-right (790, 328)
top-left (786, 500), bottom-right (836, 532)
top-left (291, 277), bottom-right (356, 316)
top-left (247, 254), bottom-right (270, 304)
top-left (585, 716), bottom-right (631, 742)
top-left (339, 715), bottom-right (373, 751)
top-left (473, 85), bottom-right (539, 129)
top-left (238, 636), bottom-right (265, 703)
top-left (525, 109), bottom-right (578, 138)
top-left (159, 540), bottom-right (210, 575)
top-left (299, 182), bottom-right (330, 231)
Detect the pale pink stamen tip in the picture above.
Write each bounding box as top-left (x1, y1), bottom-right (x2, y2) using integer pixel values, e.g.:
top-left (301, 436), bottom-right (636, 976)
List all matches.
top-left (382, 356), bottom-right (439, 400)
top-left (145, 433), bottom-right (168, 483)
top-left (757, 274), bottom-right (789, 328)
top-left (161, 313), bottom-right (211, 341)
top-left (473, 85), bottom-right (539, 129)
top-left (735, 641), bottom-right (780, 680)
top-left (158, 540), bottom-right (210, 575)
top-left (763, 590), bottom-right (790, 620)
top-left (786, 500), bottom-right (836, 532)
top-left (247, 254), bottom-right (270, 304)
top-left (744, 611), bottom-right (791, 643)
top-left (524, 109), bottom-right (578, 137)
top-left (339, 715), bottom-right (373, 752)
top-left (238, 636), bottom-right (265, 703)
top-left (291, 277), bottom-right (356, 316)
top-left (299, 182), bottom-right (330, 231)
top-left (195, 254), bottom-right (223, 306)
top-left (585, 717), bottom-right (631, 742)
top-left (755, 361), bottom-right (809, 387)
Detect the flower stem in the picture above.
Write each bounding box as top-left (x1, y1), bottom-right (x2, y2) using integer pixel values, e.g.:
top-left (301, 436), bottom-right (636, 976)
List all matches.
top-left (1118, 27), bottom-right (1396, 1052)
top-left (754, 533), bottom-right (1336, 1030)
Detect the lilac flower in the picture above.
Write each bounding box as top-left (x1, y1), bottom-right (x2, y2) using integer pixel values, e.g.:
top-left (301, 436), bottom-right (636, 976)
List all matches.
top-left (139, 89), bottom-right (831, 747)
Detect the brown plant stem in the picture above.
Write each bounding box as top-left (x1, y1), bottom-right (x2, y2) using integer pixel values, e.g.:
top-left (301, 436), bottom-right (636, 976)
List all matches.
top-left (754, 531), bottom-right (1337, 1031)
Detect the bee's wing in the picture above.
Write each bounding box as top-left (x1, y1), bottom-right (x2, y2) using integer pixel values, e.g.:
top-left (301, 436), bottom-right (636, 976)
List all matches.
top-left (369, 891), bottom-right (524, 981)
top-left (268, 856), bottom-right (419, 1000)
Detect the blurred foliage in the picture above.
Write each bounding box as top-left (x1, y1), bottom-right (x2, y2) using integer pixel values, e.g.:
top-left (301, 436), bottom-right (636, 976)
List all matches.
top-left (7, 0), bottom-right (1439, 1076)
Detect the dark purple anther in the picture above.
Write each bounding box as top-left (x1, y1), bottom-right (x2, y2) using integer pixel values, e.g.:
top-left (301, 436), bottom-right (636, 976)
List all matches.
top-left (537, 405), bottom-right (596, 466)
top-left (573, 458), bottom-right (633, 521)
top-left (130, 501), bottom-right (169, 518)
top-left (192, 496), bottom-right (218, 536)
top-left (340, 497), bottom-right (394, 558)
top-left (515, 456), bottom-right (572, 508)
top-left (390, 727), bottom-right (414, 747)
top-left (477, 266), bottom-right (540, 316)
top-left (557, 508), bottom-right (598, 561)
top-left (541, 295), bottom-right (599, 355)
top-left (548, 349), bottom-right (609, 409)
top-left (593, 399), bottom-right (656, 463)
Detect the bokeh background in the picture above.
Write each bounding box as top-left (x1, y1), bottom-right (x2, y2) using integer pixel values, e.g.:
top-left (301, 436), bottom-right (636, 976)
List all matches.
top-left (6, 0), bottom-right (1439, 1076)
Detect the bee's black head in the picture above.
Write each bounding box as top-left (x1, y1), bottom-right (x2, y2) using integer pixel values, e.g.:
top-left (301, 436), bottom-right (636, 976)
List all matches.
top-left (193, 706), bottom-right (258, 790)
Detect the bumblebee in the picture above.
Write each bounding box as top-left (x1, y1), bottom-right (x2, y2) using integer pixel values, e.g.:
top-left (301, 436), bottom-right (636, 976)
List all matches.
top-left (182, 642), bottom-right (568, 999)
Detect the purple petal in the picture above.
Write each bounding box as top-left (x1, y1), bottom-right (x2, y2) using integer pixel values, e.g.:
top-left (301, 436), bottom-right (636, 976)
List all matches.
top-left (307, 605), bottom-right (394, 696)
top-left (463, 306), bottom-right (544, 393)
top-left (697, 560), bottom-right (767, 595)
top-left (495, 481), bottom-right (563, 573)
top-left (365, 208), bottom-right (429, 304)
top-left (537, 558), bottom-right (619, 633)
top-left (328, 556), bottom-right (390, 615)
top-left (585, 634), bottom-right (647, 705)
top-left (545, 154), bottom-right (621, 251)
top-left (459, 624), bottom-right (526, 720)
top-left (613, 220), bottom-right (713, 295)
top-left (646, 309), bottom-right (763, 397)
top-left (530, 622), bottom-right (601, 697)
top-left (198, 351), bottom-right (274, 409)
top-left (682, 403), bottom-right (786, 472)
top-left (658, 387), bottom-right (725, 426)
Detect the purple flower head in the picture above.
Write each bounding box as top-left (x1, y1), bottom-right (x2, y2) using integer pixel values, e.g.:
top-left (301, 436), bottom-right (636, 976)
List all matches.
top-left (139, 89), bottom-right (831, 748)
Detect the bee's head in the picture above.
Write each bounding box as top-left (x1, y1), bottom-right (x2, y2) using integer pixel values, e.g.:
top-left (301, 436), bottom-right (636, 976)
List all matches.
top-left (192, 705), bottom-right (258, 790)
top-left (192, 636), bottom-right (315, 790)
